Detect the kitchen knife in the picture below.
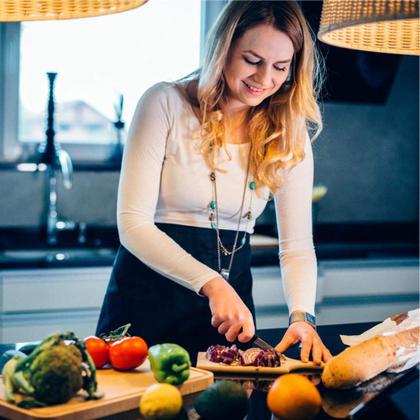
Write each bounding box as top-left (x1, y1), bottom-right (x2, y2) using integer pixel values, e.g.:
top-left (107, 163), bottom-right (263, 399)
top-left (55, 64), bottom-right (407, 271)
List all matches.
top-left (250, 335), bottom-right (277, 352)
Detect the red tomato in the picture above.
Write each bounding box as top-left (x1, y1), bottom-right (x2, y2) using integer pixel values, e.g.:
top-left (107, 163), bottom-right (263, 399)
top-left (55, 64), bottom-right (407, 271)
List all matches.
top-left (84, 336), bottom-right (109, 368)
top-left (109, 336), bottom-right (148, 371)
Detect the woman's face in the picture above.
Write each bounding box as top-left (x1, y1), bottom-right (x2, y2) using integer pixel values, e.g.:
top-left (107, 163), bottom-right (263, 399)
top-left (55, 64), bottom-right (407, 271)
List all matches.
top-left (223, 24), bottom-right (294, 113)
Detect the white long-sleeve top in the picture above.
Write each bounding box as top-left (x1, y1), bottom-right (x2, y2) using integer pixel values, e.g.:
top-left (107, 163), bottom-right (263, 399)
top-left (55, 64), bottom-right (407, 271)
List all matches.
top-left (118, 82), bottom-right (317, 315)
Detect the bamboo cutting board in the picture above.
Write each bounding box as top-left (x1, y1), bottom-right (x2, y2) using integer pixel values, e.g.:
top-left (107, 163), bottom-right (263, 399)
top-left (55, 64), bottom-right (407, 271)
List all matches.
top-left (0, 361), bottom-right (213, 420)
top-left (196, 352), bottom-right (324, 375)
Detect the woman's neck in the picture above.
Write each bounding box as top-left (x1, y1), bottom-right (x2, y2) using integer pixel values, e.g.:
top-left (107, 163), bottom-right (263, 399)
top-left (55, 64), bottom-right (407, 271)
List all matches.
top-left (185, 83), bottom-right (251, 144)
top-left (222, 104), bottom-right (250, 144)
top-left (221, 98), bottom-right (249, 120)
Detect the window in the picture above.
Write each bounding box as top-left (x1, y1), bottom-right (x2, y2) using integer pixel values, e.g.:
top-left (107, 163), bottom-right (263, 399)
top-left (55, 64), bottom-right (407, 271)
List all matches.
top-left (1, 0), bottom-right (205, 163)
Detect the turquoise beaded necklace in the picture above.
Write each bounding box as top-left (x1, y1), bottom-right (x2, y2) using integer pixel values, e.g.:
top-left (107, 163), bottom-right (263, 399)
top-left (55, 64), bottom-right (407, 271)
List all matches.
top-left (208, 153), bottom-right (256, 281)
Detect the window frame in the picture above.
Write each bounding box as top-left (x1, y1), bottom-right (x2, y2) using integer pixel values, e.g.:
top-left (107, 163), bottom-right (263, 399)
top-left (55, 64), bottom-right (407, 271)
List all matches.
top-left (0, 23), bottom-right (20, 162)
top-left (0, 0), bottom-right (227, 166)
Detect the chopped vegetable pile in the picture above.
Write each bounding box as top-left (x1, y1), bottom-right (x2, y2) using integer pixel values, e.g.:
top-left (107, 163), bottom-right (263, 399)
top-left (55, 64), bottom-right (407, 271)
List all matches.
top-left (206, 345), bottom-right (244, 366)
top-left (207, 344), bottom-right (282, 367)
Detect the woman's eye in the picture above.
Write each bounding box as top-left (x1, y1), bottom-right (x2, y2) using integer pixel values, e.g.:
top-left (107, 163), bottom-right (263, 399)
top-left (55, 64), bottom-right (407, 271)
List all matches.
top-left (244, 56), bottom-right (260, 65)
top-left (274, 66), bottom-right (287, 72)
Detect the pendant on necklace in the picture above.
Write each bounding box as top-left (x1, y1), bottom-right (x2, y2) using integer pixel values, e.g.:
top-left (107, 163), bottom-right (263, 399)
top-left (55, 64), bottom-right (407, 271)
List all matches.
top-left (220, 269), bottom-right (230, 281)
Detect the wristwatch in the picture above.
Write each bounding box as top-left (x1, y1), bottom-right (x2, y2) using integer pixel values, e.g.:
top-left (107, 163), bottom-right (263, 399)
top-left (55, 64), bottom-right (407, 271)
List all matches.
top-left (289, 310), bottom-right (316, 330)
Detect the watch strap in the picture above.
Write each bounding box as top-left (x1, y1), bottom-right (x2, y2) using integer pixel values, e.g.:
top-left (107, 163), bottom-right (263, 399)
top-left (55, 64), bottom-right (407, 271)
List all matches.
top-left (289, 310), bottom-right (316, 329)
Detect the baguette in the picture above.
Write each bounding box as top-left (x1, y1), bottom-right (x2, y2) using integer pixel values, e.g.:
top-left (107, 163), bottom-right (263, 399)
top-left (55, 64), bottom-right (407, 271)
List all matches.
top-left (322, 327), bottom-right (419, 389)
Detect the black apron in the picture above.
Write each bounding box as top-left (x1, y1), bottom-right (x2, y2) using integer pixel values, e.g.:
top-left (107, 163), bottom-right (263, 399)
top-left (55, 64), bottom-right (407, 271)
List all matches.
top-left (96, 223), bottom-right (255, 363)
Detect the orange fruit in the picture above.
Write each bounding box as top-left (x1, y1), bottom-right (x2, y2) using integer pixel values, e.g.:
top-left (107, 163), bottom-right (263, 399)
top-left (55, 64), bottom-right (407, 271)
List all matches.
top-left (267, 373), bottom-right (321, 420)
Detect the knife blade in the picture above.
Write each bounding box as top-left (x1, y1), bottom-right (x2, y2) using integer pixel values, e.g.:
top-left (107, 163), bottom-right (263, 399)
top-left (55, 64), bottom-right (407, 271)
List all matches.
top-left (250, 335), bottom-right (277, 352)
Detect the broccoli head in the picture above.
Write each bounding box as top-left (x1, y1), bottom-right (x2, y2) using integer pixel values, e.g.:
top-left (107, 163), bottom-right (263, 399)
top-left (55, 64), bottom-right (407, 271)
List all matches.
top-left (30, 345), bottom-right (83, 405)
top-left (2, 332), bottom-right (102, 408)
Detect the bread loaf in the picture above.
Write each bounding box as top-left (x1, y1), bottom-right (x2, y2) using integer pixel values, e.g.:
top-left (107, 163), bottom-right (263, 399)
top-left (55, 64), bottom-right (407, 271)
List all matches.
top-left (322, 327), bottom-right (419, 389)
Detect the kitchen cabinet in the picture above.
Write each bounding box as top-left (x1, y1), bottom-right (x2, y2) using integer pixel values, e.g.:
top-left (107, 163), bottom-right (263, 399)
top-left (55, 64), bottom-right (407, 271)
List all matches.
top-left (253, 257), bottom-right (419, 329)
top-left (0, 267), bottom-right (111, 342)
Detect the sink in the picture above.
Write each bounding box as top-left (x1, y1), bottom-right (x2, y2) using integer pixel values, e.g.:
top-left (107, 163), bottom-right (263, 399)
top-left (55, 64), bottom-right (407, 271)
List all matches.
top-left (0, 247), bottom-right (116, 267)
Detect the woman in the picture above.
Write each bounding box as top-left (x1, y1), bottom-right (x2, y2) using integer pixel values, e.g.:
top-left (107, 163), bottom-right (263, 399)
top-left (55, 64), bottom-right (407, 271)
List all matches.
top-left (97, 0), bottom-right (332, 365)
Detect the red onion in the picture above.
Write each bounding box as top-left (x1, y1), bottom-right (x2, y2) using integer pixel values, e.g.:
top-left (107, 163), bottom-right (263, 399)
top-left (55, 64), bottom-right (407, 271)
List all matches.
top-left (206, 345), bottom-right (282, 367)
top-left (207, 344), bottom-right (243, 365)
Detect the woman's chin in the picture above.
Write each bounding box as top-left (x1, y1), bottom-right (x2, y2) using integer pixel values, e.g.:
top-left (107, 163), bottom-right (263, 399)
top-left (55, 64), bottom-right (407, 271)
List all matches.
top-left (242, 96), bottom-right (266, 107)
top-left (224, 92), bottom-right (266, 110)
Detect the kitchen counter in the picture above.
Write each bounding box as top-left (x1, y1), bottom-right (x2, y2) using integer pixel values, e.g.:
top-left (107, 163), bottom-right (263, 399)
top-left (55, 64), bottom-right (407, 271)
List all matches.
top-left (1, 223), bottom-right (417, 342)
top-left (0, 322), bottom-right (418, 419)
top-left (0, 223), bottom-right (418, 269)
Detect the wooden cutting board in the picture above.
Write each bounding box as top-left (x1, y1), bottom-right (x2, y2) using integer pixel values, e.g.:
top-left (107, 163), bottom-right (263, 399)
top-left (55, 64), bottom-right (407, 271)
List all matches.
top-left (0, 361), bottom-right (213, 420)
top-left (196, 352), bottom-right (324, 375)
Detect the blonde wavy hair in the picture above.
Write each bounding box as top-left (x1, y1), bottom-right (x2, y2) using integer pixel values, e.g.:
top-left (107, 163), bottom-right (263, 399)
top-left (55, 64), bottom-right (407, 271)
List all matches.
top-left (183, 0), bottom-right (324, 192)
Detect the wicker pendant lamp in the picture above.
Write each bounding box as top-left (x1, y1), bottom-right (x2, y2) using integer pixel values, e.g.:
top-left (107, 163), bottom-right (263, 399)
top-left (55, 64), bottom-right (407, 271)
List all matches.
top-left (0, 0), bottom-right (148, 22)
top-left (318, 0), bottom-right (420, 55)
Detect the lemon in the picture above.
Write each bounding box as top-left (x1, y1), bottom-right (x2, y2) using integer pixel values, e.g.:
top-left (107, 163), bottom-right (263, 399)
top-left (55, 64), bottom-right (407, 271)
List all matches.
top-left (139, 383), bottom-right (183, 420)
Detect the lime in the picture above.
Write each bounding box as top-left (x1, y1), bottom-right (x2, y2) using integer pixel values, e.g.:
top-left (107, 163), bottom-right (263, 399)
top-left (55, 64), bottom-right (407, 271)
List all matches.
top-left (139, 383), bottom-right (183, 420)
top-left (194, 380), bottom-right (248, 420)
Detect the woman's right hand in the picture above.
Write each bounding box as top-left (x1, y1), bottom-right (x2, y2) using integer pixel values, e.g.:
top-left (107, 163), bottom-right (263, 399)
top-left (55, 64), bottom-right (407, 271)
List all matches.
top-left (200, 276), bottom-right (255, 343)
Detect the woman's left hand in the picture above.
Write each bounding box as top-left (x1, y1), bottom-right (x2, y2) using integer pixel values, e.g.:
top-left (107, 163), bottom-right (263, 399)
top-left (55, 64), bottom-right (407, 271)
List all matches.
top-left (275, 322), bottom-right (332, 365)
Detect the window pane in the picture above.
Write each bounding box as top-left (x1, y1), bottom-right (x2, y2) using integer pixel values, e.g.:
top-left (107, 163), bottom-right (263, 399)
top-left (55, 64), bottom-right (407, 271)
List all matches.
top-left (19, 0), bottom-right (201, 145)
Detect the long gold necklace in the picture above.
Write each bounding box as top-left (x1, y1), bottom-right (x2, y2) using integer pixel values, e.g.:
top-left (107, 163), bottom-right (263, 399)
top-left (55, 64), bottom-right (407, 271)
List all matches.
top-left (208, 151), bottom-right (255, 281)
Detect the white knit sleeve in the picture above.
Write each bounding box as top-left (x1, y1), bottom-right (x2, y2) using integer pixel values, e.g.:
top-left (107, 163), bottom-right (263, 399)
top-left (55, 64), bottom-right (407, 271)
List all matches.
top-left (117, 83), bottom-right (220, 293)
top-left (273, 135), bottom-right (317, 315)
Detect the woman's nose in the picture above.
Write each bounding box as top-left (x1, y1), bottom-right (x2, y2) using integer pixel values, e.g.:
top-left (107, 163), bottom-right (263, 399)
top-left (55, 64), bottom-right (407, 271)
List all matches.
top-left (254, 64), bottom-right (272, 87)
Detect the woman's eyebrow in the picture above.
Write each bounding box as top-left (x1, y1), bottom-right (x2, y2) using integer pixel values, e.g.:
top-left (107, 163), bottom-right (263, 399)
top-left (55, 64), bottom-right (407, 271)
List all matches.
top-left (242, 49), bottom-right (292, 64)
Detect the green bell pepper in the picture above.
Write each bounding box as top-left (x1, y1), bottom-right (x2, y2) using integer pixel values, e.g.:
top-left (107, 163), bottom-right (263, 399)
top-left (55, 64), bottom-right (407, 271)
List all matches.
top-left (148, 343), bottom-right (191, 385)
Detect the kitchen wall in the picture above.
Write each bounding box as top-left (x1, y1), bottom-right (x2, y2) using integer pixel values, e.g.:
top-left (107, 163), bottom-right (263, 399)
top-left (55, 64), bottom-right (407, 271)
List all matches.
top-left (313, 55), bottom-right (419, 223)
top-left (0, 56), bottom-right (418, 227)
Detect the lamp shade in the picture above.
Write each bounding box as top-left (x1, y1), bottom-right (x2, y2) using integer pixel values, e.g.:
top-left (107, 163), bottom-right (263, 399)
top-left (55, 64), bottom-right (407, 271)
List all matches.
top-left (318, 0), bottom-right (420, 55)
top-left (0, 0), bottom-right (148, 22)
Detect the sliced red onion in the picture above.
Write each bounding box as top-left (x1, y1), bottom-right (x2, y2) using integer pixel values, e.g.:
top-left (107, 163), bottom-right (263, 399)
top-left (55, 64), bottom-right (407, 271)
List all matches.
top-left (206, 344), bottom-right (282, 367)
top-left (243, 348), bottom-right (263, 365)
top-left (207, 344), bottom-right (243, 365)
top-left (253, 349), bottom-right (282, 367)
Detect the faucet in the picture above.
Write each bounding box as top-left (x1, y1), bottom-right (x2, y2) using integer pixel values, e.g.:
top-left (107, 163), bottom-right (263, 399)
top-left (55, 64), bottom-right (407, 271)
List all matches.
top-left (38, 72), bottom-right (76, 245)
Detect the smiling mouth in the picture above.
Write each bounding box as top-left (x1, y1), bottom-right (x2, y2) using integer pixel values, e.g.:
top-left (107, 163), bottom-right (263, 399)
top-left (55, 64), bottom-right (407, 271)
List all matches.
top-left (243, 81), bottom-right (266, 93)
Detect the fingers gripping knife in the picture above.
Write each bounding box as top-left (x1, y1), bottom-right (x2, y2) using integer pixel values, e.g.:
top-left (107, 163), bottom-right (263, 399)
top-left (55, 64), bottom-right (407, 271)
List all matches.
top-left (250, 335), bottom-right (278, 352)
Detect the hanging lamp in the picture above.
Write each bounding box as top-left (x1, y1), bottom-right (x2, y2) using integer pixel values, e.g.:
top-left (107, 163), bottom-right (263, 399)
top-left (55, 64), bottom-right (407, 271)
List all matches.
top-left (0, 0), bottom-right (148, 22)
top-left (318, 0), bottom-right (420, 55)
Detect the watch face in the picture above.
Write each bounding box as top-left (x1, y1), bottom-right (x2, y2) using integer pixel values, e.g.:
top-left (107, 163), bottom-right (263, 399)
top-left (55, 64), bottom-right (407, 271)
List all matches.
top-left (305, 313), bottom-right (316, 324)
